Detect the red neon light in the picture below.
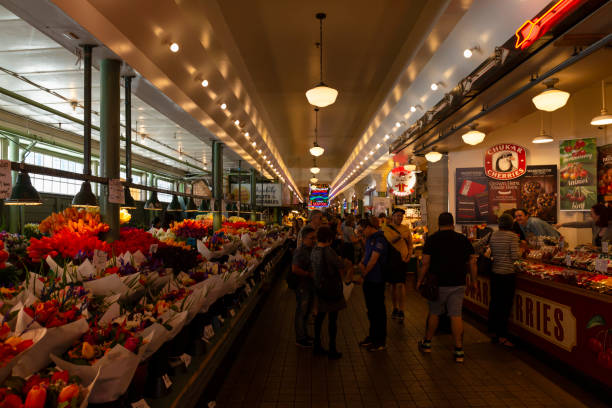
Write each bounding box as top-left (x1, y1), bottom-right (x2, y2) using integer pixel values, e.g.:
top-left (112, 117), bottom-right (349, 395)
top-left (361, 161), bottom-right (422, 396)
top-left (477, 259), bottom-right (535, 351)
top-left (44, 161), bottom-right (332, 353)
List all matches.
top-left (515, 0), bottom-right (584, 50)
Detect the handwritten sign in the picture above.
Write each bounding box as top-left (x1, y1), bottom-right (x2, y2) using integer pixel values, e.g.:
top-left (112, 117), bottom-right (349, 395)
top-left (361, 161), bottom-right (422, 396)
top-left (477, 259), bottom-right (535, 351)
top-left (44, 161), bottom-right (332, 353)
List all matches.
top-left (0, 160), bottom-right (12, 199)
top-left (108, 179), bottom-right (124, 204)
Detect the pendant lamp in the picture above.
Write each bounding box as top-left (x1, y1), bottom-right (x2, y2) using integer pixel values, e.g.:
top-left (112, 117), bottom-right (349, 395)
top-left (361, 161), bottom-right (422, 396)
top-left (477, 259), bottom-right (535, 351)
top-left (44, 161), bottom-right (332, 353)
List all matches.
top-left (198, 198), bottom-right (211, 212)
top-left (144, 191), bottom-right (162, 211)
top-left (591, 80), bottom-right (612, 126)
top-left (532, 112), bottom-right (553, 144)
top-left (185, 197), bottom-right (198, 212)
top-left (121, 186), bottom-right (136, 209)
top-left (167, 195), bottom-right (183, 211)
top-left (4, 172), bottom-right (42, 206)
top-left (305, 13), bottom-right (338, 108)
top-left (310, 177), bottom-right (318, 184)
top-left (425, 150), bottom-right (443, 163)
top-left (310, 158), bottom-right (320, 174)
top-left (310, 108), bottom-right (325, 156)
top-left (72, 180), bottom-right (98, 208)
top-left (532, 78), bottom-right (569, 112)
top-left (461, 124), bottom-right (486, 145)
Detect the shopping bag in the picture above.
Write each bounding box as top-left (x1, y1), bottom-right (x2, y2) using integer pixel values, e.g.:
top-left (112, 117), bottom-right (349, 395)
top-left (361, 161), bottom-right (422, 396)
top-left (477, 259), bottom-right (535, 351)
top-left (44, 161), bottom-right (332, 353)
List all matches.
top-left (343, 282), bottom-right (354, 301)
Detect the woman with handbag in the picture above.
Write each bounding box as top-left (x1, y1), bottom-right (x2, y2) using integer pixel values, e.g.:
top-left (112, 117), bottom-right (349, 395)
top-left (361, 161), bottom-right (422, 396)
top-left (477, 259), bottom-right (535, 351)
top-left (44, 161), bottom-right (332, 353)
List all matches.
top-left (487, 213), bottom-right (520, 347)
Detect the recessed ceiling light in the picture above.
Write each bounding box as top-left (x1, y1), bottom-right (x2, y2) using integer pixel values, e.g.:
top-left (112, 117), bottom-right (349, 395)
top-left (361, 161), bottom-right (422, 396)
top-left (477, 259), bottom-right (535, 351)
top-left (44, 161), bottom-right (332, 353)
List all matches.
top-left (257, 149), bottom-right (262, 154)
top-left (244, 132), bottom-right (250, 138)
top-left (169, 43), bottom-right (180, 52)
top-left (220, 103), bottom-right (227, 110)
top-left (359, 161), bottom-right (363, 165)
top-left (369, 150), bottom-right (374, 155)
top-left (384, 134), bottom-right (390, 140)
top-left (263, 155), bottom-right (267, 159)
top-left (410, 106), bottom-right (417, 112)
top-left (395, 122), bottom-right (401, 128)
top-left (375, 144), bottom-right (381, 149)
top-left (252, 141), bottom-right (256, 147)
top-left (234, 120), bottom-right (240, 126)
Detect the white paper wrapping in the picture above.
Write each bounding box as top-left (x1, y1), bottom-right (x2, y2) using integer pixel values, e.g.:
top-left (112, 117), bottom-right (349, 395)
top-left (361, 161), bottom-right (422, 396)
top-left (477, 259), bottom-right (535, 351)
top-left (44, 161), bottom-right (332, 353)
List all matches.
top-left (139, 310), bottom-right (188, 360)
top-left (83, 274), bottom-right (130, 298)
top-left (0, 328), bottom-right (46, 384)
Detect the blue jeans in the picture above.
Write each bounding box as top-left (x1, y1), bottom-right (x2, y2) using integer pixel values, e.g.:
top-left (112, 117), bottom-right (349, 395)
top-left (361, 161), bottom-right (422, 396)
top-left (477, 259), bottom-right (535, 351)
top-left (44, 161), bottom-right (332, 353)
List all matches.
top-left (295, 286), bottom-right (314, 341)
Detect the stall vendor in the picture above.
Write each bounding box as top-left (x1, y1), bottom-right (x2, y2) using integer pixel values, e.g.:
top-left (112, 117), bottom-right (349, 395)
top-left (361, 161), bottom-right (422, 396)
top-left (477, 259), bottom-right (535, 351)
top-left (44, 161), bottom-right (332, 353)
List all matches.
top-left (514, 208), bottom-right (560, 238)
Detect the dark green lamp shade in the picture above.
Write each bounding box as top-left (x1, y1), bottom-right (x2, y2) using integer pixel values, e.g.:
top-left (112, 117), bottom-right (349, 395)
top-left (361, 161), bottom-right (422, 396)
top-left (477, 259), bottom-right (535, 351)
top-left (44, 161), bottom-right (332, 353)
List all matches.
top-left (144, 191), bottom-right (162, 211)
top-left (72, 180), bottom-right (98, 208)
top-left (167, 195), bottom-right (183, 212)
top-left (121, 186), bottom-right (137, 209)
top-left (5, 172), bottom-right (42, 206)
top-left (198, 199), bottom-right (210, 212)
top-left (185, 197), bottom-right (198, 212)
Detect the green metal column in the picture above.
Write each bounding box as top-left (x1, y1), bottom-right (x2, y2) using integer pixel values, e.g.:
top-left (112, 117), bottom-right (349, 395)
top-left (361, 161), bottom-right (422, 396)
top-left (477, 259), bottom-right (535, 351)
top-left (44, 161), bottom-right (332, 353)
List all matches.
top-left (99, 59), bottom-right (121, 241)
top-left (249, 168), bottom-right (256, 221)
top-left (7, 139), bottom-right (19, 232)
top-left (237, 160), bottom-right (242, 217)
top-left (358, 199), bottom-right (364, 218)
top-left (212, 141), bottom-right (223, 231)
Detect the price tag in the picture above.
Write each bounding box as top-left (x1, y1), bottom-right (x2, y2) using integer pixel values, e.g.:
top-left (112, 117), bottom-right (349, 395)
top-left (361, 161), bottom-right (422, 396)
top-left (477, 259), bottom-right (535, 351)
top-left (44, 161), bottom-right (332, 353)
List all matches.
top-left (162, 374), bottom-right (172, 389)
top-left (93, 250), bottom-right (107, 272)
top-left (180, 353), bottom-right (192, 368)
top-left (0, 160), bottom-right (12, 199)
top-left (203, 324), bottom-right (214, 340)
top-left (565, 254), bottom-right (572, 267)
top-left (149, 244), bottom-right (158, 254)
top-left (108, 178), bottom-right (125, 204)
top-left (131, 400), bottom-right (151, 408)
top-left (603, 241), bottom-right (609, 253)
top-left (229, 309), bottom-right (236, 318)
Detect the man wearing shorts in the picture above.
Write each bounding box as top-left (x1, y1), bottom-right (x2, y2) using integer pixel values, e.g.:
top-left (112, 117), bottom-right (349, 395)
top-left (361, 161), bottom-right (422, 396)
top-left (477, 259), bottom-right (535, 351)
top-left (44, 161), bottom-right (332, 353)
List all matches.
top-left (416, 212), bottom-right (477, 363)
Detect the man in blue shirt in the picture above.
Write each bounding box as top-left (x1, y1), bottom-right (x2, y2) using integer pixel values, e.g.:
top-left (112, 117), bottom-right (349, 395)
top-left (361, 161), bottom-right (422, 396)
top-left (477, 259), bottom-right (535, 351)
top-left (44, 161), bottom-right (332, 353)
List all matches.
top-left (514, 208), bottom-right (560, 239)
top-left (357, 216), bottom-right (388, 351)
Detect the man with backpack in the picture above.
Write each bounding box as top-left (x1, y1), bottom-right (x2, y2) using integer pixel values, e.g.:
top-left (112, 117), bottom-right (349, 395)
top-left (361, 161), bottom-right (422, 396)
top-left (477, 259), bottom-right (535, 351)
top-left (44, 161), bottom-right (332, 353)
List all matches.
top-left (357, 216), bottom-right (388, 351)
top-left (290, 226), bottom-right (316, 347)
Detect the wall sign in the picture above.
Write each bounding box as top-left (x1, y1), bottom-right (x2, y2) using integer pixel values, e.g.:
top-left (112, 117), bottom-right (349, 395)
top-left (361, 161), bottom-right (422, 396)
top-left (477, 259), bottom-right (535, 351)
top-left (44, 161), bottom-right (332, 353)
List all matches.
top-left (560, 138), bottom-right (597, 211)
top-left (386, 166), bottom-right (416, 196)
top-left (596, 144), bottom-right (612, 202)
top-left (484, 144), bottom-right (527, 180)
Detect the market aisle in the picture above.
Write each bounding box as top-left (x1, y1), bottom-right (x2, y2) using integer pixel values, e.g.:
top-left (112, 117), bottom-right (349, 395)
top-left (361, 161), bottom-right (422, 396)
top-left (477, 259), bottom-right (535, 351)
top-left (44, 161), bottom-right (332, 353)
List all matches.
top-left (214, 279), bottom-right (607, 408)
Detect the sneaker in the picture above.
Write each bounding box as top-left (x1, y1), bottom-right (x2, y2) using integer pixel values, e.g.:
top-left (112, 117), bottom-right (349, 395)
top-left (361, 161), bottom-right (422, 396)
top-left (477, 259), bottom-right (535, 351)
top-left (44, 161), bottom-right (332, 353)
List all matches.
top-left (398, 310), bottom-right (405, 322)
top-left (328, 350), bottom-right (343, 360)
top-left (359, 337), bottom-right (373, 347)
top-left (453, 347), bottom-right (464, 363)
top-left (295, 339), bottom-right (313, 348)
top-left (417, 339), bottom-right (432, 354)
top-left (367, 343), bottom-right (386, 352)
top-left (313, 345), bottom-right (327, 356)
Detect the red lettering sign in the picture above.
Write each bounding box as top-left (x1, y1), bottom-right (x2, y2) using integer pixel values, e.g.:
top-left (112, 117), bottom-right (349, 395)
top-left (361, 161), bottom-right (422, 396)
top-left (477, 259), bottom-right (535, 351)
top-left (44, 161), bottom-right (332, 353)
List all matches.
top-left (484, 144), bottom-right (527, 180)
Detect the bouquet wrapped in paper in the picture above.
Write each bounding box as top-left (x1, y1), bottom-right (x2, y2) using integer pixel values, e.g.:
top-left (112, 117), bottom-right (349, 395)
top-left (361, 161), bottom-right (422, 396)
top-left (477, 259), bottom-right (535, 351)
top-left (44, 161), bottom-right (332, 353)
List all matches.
top-left (0, 322), bottom-right (45, 384)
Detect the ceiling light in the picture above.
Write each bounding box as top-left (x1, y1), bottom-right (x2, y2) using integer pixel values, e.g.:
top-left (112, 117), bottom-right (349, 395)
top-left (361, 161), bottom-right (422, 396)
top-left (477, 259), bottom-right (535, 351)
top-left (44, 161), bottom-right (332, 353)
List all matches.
top-left (591, 80), bottom-right (612, 126)
top-left (234, 119), bottom-right (240, 126)
top-left (257, 149), bottom-right (262, 154)
top-left (375, 144), bottom-right (381, 149)
top-left (359, 161), bottom-right (363, 165)
top-left (532, 78), bottom-right (569, 112)
top-left (410, 106), bottom-right (417, 112)
top-left (425, 150), bottom-right (443, 163)
top-left (144, 191), bottom-right (162, 211)
top-left (431, 82), bottom-right (441, 91)
top-left (369, 150), bottom-right (374, 155)
top-left (310, 143), bottom-right (324, 157)
top-left (252, 141), bottom-right (256, 147)
top-left (169, 43), bottom-right (180, 52)
top-left (166, 195), bottom-right (184, 212)
top-left (310, 158), bottom-right (320, 175)
top-left (310, 177), bottom-right (318, 184)
top-left (244, 132), bottom-right (250, 138)
top-left (461, 125), bottom-right (486, 145)
top-left (384, 134), bottom-right (390, 140)
top-left (5, 172), bottom-right (42, 206)
top-left (220, 103), bottom-right (227, 110)
top-left (305, 13), bottom-right (338, 108)
top-left (395, 121), bottom-right (401, 128)
top-left (405, 164), bottom-right (417, 171)
top-left (72, 181), bottom-right (98, 208)
top-left (463, 45), bottom-right (480, 59)
top-left (201, 79), bottom-right (209, 87)
top-left (263, 155), bottom-right (267, 159)
top-left (533, 112), bottom-right (553, 144)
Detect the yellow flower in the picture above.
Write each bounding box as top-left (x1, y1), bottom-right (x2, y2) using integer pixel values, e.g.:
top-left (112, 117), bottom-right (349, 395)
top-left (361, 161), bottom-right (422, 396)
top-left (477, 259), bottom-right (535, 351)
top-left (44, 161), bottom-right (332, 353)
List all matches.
top-left (82, 342), bottom-right (95, 360)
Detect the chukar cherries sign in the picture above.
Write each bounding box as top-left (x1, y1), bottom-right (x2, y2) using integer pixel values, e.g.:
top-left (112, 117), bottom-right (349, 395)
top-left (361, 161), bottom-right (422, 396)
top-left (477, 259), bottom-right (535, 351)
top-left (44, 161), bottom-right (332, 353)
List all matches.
top-left (484, 144), bottom-right (527, 180)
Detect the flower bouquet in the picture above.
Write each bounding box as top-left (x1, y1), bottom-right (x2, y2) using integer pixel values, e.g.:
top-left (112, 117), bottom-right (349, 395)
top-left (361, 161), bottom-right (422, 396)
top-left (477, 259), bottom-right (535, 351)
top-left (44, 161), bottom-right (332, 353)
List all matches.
top-left (27, 231), bottom-right (110, 264)
top-left (51, 322), bottom-right (151, 404)
top-left (0, 366), bottom-right (98, 408)
top-left (171, 219), bottom-right (210, 241)
top-left (39, 208), bottom-right (109, 237)
top-left (0, 322), bottom-right (45, 384)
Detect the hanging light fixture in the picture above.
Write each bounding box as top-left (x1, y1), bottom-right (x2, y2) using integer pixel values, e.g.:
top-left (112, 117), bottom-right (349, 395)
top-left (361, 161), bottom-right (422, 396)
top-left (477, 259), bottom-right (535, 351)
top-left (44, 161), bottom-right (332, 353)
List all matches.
top-left (305, 13), bottom-right (338, 108)
top-left (532, 112), bottom-right (553, 144)
top-left (5, 171), bottom-right (42, 206)
top-left (310, 108), bottom-right (325, 156)
top-left (185, 197), bottom-right (198, 212)
top-left (72, 181), bottom-right (98, 208)
top-left (144, 191), bottom-right (162, 211)
top-left (310, 177), bottom-right (318, 184)
top-left (461, 124), bottom-right (486, 145)
top-left (167, 195), bottom-right (183, 211)
top-left (198, 198), bottom-right (211, 212)
top-left (532, 78), bottom-right (570, 112)
top-left (121, 186), bottom-right (136, 209)
top-left (591, 80), bottom-right (612, 126)
top-left (310, 158), bottom-right (320, 174)
top-left (425, 150), bottom-right (443, 163)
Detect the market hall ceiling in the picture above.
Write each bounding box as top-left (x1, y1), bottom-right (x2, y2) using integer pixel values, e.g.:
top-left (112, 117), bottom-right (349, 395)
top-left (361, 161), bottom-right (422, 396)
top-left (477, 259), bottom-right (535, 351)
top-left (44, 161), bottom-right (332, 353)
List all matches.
top-left (29, 0), bottom-right (472, 188)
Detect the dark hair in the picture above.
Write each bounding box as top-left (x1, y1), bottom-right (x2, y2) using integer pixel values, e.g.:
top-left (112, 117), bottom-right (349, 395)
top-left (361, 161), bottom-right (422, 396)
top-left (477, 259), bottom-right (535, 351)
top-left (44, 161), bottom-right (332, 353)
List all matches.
top-left (498, 214), bottom-right (514, 230)
top-left (345, 214), bottom-right (355, 227)
top-left (592, 204), bottom-right (609, 228)
top-left (378, 213), bottom-right (386, 218)
top-left (317, 226), bottom-right (335, 243)
top-left (503, 208), bottom-right (517, 218)
top-left (300, 226), bottom-right (315, 240)
top-left (438, 212), bottom-right (454, 226)
top-left (515, 208), bottom-right (529, 216)
top-left (152, 217), bottom-right (161, 225)
top-left (358, 219), bottom-right (369, 229)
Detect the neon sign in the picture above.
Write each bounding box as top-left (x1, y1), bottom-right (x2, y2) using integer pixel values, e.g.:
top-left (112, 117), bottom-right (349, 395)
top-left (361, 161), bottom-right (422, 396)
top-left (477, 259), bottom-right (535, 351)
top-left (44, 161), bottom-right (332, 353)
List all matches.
top-left (515, 0), bottom-right (584, 50)
top-left (308, 185), bottom-right (329, 208)
top-left (387, 166), bottom-right (416, 196)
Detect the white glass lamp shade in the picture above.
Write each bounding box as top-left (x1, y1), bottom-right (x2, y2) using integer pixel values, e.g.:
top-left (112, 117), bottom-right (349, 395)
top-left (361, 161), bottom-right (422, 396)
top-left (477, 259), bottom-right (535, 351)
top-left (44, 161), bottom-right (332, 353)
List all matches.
top-left (404, 164), bottom-right (416, 171)
top-left (310, 177), bottom-right (318, 184)
top-left (532, 89), bottom-right (570, 112)
top-left (532, 131), bottom-right (553, 144)
top-left (305, 83), bottom-right (338, 107)
top-left (310, 166), bottom-right (321, 174)
top-left (461, 130), bottom-right (486, 145)
top-left (591, 110), bottom-right (612, 126)
top-left (425, 151), bottom-right (443, 163)
top-left (310, 144), bottom-right (325, 157)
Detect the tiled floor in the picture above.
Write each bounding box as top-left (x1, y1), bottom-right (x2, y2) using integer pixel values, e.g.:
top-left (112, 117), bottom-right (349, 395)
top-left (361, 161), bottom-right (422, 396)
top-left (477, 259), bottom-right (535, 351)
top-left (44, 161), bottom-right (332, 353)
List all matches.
top-left (215, 279), bottom-right (608, 408)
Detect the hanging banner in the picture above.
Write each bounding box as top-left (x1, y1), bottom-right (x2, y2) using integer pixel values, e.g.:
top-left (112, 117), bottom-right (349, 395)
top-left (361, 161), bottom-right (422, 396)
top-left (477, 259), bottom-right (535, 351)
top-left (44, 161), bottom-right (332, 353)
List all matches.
top-left (386, 166), bottom-right (416, 196)
top-left (560, 138), bottom-right (597, 211)
top-left (597, 144), bottom-right (612, 202)
top-left (484, 144), bottom-right (527, 180)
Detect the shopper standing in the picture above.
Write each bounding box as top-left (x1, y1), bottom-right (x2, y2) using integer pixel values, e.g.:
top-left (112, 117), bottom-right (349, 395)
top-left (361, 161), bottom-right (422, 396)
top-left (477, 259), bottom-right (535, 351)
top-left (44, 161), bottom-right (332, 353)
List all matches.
top-left (311, 226), bottom-right (349, 359)
top-left (487, 214), bottom-right (520, 347)
top-left (298, 210), bottom-right (322, 247)
top-left (341, 214), bottom-right (359, 264)
top-left (382, 208), bottom-right (413, 322)
top-left (357, 216), bottom-right (388, 351)
top-left (555, 203), bottom-right (612, 246)
top-left (291, 227), bottom-right (316, 347)
top-left (417, 212), bottom-right (477, 363)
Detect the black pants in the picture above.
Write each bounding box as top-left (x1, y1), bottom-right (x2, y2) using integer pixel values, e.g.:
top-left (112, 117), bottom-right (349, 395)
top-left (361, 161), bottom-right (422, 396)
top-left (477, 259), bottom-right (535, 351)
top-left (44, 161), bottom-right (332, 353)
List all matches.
top-left (488, 273), bottom-right (516, 338)
top-left (314, 311), bottom-right (338, 351)
top-left (363, 281), bottom-right (387, 345)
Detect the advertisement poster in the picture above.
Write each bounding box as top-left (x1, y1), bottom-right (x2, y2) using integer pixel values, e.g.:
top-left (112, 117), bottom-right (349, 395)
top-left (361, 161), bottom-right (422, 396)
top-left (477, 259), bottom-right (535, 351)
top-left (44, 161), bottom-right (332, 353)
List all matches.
top-left (560, 138), bottom-right (597, 211)
top-left (456, 165), bottom-right (557, 224)
top-left (597, 144), bottom-right (612, 202)
top-left (455, 168), bottom-right (489, 224)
